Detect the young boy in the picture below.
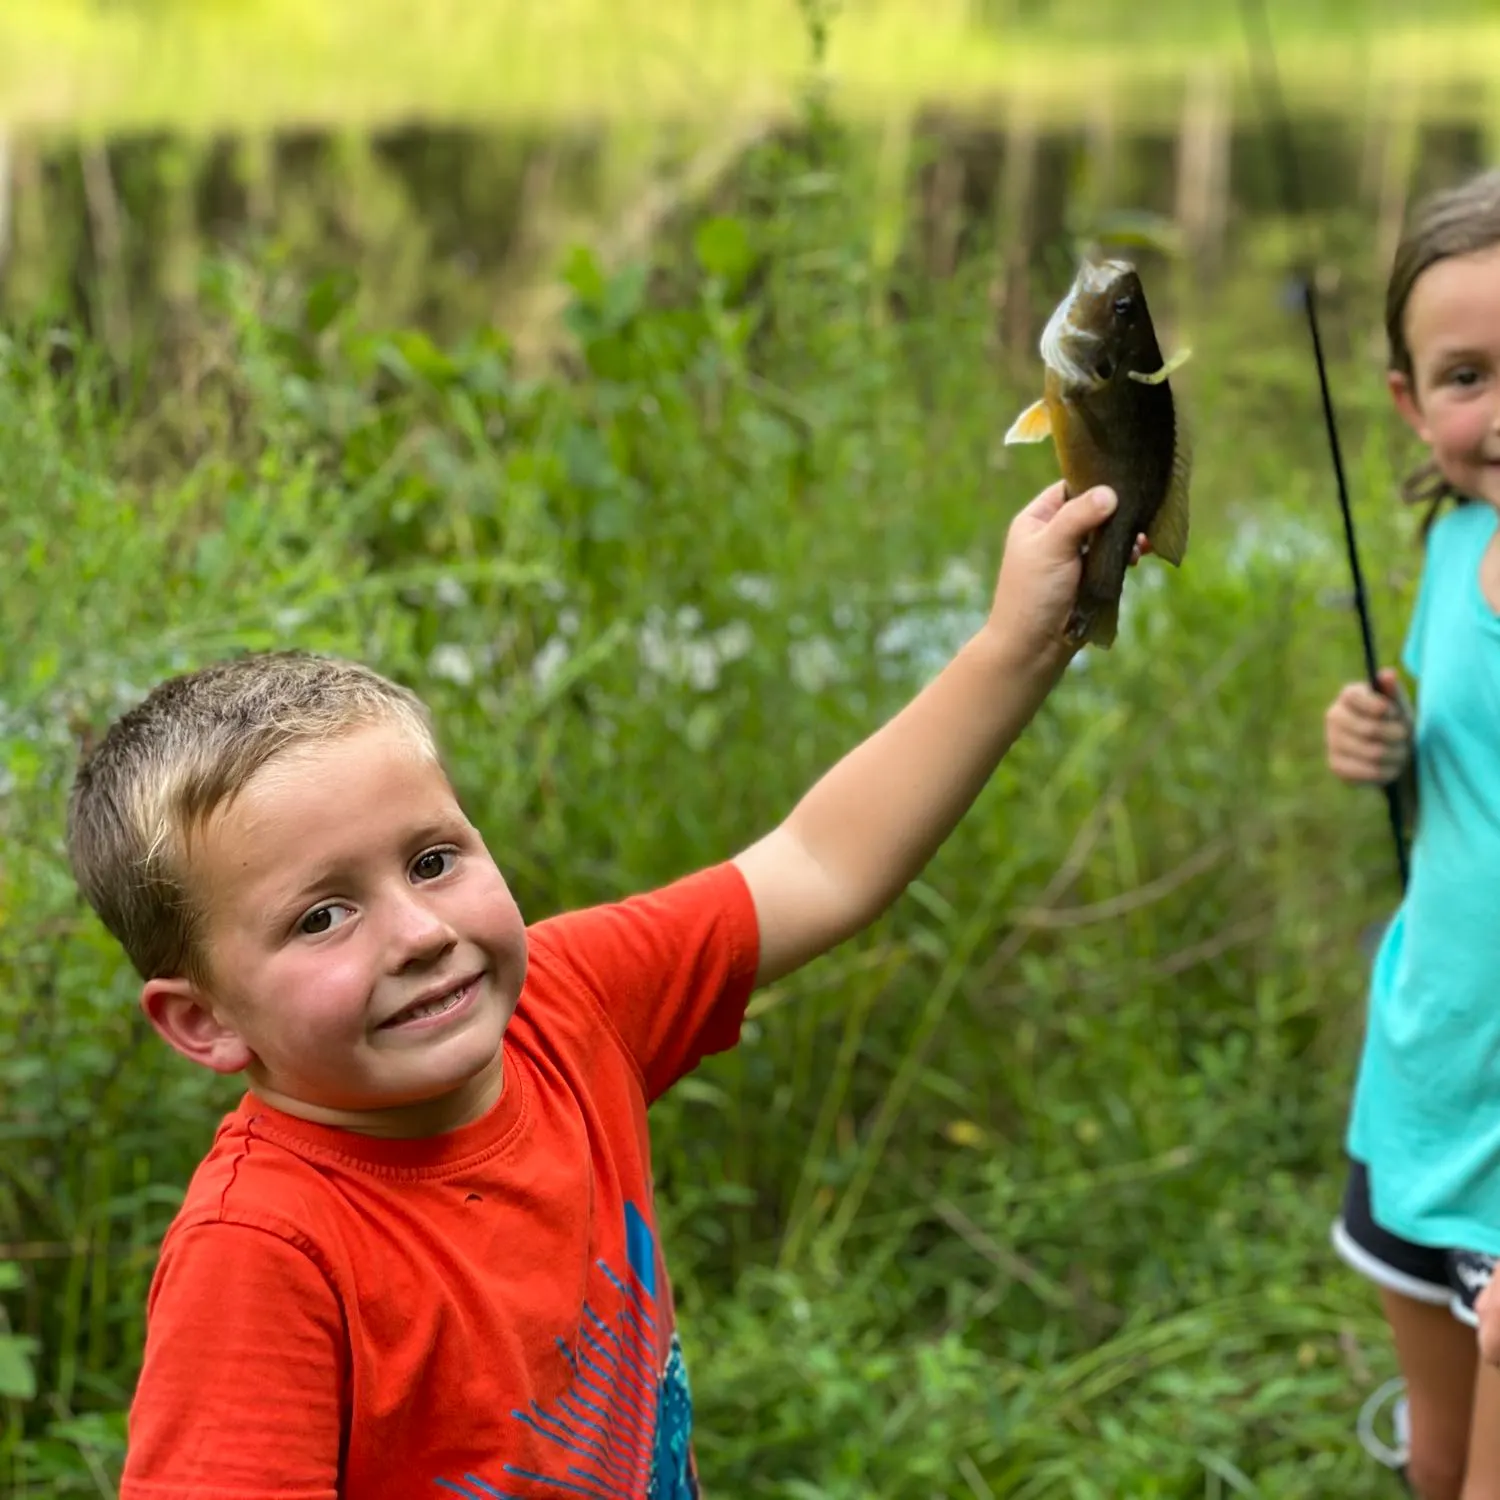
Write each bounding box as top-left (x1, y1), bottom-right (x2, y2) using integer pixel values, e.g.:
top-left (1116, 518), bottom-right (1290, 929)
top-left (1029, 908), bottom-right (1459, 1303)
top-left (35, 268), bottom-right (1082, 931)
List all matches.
top-left (70, 480), bottom-right (1135, 1499)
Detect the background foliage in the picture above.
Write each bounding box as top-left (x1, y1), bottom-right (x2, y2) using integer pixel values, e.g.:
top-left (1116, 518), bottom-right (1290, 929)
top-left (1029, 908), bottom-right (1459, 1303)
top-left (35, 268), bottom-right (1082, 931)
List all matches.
top-left (0, 3), bottom-right (1462, 1494)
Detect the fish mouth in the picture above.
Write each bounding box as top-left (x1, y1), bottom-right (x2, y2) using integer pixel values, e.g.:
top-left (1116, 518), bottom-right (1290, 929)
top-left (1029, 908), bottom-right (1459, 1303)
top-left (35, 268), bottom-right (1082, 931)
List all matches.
top-left (1039, 257), bottom-right (1136, 391)
top-left (1076, 257), bottom-right (1134, 290)
top-left (1040, 305), bottom-right (1107, 392)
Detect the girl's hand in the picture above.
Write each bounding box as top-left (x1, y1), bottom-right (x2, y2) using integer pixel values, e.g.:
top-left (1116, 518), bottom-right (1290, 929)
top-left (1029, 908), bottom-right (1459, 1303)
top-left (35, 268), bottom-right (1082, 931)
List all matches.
top-left (1324, 668), bottom-right (1413, 786)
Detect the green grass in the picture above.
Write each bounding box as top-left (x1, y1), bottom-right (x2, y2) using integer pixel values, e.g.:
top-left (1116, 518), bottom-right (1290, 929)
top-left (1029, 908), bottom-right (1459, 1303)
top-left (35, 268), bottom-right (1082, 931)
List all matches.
top-left (0, 115), bottom-right (1430, 1495)
top-left (2, 0), bottom-right (1500, 132)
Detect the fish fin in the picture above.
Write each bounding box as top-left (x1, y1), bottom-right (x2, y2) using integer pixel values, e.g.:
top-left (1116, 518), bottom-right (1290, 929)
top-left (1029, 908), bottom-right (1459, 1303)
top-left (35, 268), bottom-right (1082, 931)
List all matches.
top-left (1003, 398), bottom-right (1053, 445)
top-left (1146, 420), bottom-right (1193, 567)
top-left (1127, 347), bottom-right (1193, 386)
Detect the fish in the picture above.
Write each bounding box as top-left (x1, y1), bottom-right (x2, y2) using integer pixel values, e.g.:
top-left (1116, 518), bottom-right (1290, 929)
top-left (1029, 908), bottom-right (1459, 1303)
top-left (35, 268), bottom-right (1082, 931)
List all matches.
top-left (1003, 257), bottom-right (1192, 649)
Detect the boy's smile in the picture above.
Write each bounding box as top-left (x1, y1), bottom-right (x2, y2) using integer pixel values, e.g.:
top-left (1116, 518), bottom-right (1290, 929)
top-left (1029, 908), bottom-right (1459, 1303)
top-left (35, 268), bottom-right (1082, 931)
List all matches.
top-left (144, 723), bottom-right (528, 1137)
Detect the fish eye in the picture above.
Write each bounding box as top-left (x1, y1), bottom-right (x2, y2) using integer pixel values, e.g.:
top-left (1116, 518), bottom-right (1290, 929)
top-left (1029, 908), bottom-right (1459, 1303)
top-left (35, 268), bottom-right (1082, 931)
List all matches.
top-left (1113, 295), bottom-right (1135, 318)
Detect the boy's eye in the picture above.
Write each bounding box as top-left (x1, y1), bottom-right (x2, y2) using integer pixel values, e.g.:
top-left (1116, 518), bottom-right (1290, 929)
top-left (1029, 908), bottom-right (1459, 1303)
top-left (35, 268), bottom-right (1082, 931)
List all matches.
top-left (412, 849), bottom-right (457, 882)
top-left (299, 904), bottom-right (352, 936)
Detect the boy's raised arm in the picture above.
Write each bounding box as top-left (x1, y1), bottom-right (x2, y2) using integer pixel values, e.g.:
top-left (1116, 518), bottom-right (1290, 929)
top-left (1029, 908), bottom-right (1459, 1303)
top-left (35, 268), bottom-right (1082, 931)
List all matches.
top-left (733, 482), bottom-right (1122, 988)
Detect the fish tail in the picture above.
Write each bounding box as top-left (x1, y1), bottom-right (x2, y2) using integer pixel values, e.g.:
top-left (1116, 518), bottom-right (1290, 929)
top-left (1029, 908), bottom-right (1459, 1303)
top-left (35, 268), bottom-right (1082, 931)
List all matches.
top-left (1065, 597), bottom-right (1119, 650)
top-left (1089, 600), bottom-right (1120, 648)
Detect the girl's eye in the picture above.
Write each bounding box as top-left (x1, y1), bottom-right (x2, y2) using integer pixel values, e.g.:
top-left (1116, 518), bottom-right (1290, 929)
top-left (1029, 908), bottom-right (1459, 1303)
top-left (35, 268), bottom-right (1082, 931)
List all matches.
top-left (412, 849), bottom-right (457, 882)
top-left (299, 904), bottom-right (352, 936)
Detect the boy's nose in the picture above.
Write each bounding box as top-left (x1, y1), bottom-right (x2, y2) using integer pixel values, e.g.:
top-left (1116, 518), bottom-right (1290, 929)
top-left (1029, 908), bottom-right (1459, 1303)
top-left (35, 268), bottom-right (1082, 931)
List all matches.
top-left (387, 890), bottom-right (458, 967)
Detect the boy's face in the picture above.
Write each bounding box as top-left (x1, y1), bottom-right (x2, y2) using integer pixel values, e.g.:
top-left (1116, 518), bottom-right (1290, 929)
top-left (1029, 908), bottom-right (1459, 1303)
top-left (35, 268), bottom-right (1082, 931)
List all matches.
top-left (143, 722), bottom-right (528, 1137)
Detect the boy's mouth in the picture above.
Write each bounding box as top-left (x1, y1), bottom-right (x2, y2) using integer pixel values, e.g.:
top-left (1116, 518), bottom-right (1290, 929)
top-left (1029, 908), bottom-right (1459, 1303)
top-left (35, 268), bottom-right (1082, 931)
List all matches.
top-left (379, 975), bottom-right (483, 1030)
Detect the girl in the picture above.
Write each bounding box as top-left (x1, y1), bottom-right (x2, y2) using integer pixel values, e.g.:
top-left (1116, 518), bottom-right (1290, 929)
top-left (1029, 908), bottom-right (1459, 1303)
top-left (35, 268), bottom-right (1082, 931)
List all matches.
top-left (1325, 166), bottom-right (1500, 1500)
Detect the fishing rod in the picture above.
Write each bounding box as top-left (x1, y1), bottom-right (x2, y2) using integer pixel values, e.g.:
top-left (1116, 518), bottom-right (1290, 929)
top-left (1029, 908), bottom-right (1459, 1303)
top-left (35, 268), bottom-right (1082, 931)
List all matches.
top-left (1238, 0), bottom-right (1411, 890)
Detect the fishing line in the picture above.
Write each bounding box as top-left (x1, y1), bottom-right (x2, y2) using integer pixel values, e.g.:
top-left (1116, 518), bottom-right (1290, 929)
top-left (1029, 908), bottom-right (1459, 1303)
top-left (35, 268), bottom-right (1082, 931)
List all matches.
top-left (1238, 0), bottom-right (1410, 889)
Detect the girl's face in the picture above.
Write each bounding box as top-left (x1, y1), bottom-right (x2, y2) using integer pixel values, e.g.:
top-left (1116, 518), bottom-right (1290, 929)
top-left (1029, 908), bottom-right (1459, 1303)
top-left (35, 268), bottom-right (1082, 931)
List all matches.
top-left (1389, 242), bottom-right (1500, 512)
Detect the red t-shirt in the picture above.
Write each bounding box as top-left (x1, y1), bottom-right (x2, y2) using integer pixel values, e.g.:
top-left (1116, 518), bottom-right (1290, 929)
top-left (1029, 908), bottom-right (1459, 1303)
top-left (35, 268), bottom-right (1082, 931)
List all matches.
top-left (120, 862), bottom-right (760, 1500)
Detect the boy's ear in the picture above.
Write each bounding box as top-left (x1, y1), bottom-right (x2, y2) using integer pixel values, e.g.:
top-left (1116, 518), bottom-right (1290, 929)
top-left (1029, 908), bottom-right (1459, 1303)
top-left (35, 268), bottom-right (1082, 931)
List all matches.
top-left (140, 977), bottom-right (255, 1075)
top-left (1387, 370), bottom-right (1431, 445)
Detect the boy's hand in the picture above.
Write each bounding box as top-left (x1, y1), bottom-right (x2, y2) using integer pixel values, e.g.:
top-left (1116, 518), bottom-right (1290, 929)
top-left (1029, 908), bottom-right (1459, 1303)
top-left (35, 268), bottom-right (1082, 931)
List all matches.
top-left (1325, 669), bottom-right (1412, 786)
top-left (983, 481), bottom-right (1146, 667)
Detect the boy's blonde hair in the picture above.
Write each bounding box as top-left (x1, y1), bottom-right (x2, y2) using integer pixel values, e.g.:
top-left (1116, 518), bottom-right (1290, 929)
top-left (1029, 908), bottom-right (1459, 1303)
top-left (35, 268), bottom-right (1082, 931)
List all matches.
top-left (67, 651), bottom-right (438, 983)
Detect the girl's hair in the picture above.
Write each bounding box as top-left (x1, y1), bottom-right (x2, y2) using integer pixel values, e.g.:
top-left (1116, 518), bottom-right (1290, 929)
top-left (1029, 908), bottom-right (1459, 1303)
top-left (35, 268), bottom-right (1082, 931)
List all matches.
top-left (1385, 167), bottom-right (1500, 537)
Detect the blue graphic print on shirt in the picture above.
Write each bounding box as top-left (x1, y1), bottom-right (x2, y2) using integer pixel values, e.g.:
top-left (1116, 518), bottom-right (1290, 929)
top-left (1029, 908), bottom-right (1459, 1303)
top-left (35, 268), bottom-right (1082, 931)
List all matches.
top-left (435, 1202), bottom-right (697, 1500)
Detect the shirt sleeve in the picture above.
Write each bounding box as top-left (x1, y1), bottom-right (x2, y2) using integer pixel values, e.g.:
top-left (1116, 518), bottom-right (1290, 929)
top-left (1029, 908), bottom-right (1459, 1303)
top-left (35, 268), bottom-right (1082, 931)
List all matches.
top-left (527, 861), bottom-right (761, 1102)
top-left (120, 1221), bottom-right (346, 1500)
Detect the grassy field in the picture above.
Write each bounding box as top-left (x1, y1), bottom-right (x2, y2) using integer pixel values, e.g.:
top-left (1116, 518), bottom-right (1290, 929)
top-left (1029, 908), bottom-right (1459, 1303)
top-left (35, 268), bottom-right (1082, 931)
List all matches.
top-left (2, 0), bottom-right (1499, 132)
top-left (0, 34), bottom-right (1450, 1500)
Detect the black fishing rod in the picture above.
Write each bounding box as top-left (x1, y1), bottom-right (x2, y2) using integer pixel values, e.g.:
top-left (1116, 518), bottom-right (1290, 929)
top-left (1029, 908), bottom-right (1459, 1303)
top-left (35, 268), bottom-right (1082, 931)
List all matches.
top-left (1239, 0), bottom-right (1411, 890)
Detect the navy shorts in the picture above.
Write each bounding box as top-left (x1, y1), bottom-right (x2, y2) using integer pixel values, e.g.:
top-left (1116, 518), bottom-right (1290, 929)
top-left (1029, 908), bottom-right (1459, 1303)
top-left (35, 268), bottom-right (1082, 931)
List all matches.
top-left (1331, 1157), bottom-right (1496, 1327)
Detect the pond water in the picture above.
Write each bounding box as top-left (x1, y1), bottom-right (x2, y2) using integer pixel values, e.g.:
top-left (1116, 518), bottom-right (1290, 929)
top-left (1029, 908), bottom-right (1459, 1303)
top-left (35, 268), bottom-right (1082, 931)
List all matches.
top-left (0, 21), bottom-right (1497, 355)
